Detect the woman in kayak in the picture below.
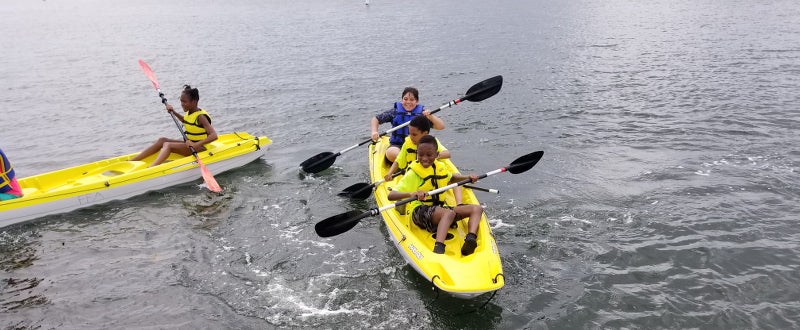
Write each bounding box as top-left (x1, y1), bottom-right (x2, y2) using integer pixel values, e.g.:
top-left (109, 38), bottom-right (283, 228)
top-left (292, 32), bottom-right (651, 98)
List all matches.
top-left (370, 87), bottom-right (445, 162)
top-left (387, 135), bottom-right (482, 256)
top-left (131, 85), bottom-right (218, 167)
top-left (0, 147), bottom-right (23, 201)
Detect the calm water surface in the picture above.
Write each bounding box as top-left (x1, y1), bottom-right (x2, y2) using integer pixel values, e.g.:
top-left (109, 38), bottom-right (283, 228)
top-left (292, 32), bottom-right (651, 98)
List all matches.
top-left (1, 0), bottom-right (799, 329)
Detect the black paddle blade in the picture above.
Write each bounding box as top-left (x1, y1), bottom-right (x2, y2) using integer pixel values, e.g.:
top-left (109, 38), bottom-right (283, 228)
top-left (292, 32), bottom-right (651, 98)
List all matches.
top-left (315, 210), bottom-right (365, 237)
top-left (463, 75), bottom-right (503, 102)
top-left (338, 182), bottom-right (374, 200)
top-left (507, 151), bottom-right (544, 174)
top-left (300, 151), bottom-right (337, 173)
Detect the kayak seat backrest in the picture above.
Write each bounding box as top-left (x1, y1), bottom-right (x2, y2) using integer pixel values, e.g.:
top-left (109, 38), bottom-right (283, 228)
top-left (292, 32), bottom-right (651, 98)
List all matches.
top-left (206, 141), bottom-right (222, 150)
top-left (19, 177), bottom-right (43, 196)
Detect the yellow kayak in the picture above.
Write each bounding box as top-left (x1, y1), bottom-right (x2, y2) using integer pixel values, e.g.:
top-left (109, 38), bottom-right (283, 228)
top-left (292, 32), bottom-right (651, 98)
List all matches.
top-left (369, 137), bottom-right (504, 299)
top-left (0, 133), bottom-right (271, 228)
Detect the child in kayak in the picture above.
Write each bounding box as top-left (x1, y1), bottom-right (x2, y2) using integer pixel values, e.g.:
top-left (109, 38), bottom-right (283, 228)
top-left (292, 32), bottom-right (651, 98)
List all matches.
top-left (131, 85), bottom-right (218, 167)
top-left (384, 115), bottom-right (450, 178)
top-left (383, 116), bottom-right (464, 205)
top-left (0, 147), bottom-right (23, 201)
top-left (387, 135), bottom-right (483, 256)
top-left (370, 87), bottom-right (445, 162)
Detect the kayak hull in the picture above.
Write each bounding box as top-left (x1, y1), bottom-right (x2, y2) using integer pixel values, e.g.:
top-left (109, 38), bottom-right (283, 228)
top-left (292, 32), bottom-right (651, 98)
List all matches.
top-left (369, 137), bottom-right (504, 299)
top-left (0, 133), bottom-right (271, 228)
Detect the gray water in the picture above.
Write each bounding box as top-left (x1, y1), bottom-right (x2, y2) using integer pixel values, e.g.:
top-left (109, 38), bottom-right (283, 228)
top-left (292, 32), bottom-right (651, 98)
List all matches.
top-left (2, 0), bottom-right (799, 329)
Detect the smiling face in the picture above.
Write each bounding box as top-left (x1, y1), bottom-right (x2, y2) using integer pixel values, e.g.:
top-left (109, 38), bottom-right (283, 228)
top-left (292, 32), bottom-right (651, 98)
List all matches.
top-left (416, 141), bottom-right (438, 168)
top-left (401, 91), bottom-right (419, 112)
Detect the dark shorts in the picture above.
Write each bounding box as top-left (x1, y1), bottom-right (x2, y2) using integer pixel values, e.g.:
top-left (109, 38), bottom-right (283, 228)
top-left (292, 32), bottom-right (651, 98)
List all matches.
top-left (411, 204), bottom-right (438, 233)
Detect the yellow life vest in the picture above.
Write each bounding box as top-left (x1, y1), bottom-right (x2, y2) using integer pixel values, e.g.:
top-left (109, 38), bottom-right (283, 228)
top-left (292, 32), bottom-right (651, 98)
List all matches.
top-left (408, 160), bottom-right (452, 207)
top-left (398, 136), bottom-right (445, 170)
top-left (183, 109), bottom-right (212, 142)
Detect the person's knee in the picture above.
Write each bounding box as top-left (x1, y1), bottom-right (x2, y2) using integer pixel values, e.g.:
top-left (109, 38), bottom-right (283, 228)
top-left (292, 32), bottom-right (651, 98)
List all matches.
top-left (156, 137), bottom-right (171, 145)
top-left (444, 208), bottom-right (456, 220)
top-left (385, 147), bottom-right (399, 161)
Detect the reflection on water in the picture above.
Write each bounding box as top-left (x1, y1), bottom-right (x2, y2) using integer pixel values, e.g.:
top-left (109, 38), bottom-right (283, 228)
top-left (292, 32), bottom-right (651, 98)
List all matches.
top-left (0, 232), bottom-right (48, 315)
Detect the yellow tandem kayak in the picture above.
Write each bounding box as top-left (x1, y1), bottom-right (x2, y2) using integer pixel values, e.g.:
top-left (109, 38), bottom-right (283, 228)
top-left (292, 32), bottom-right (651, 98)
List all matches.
top-left (368, 137), bottom-right (504, 299)
top-left (0, 132), bottom-right (271, 228)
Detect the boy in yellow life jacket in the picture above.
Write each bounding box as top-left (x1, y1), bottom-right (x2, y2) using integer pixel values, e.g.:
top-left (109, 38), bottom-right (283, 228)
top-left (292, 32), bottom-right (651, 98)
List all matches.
top-left (131, 85), bottom-right (218, 167)
top-left (383, 116), bottom-right (465, 204)
top-left (387, 135), bottom-right (483, 256)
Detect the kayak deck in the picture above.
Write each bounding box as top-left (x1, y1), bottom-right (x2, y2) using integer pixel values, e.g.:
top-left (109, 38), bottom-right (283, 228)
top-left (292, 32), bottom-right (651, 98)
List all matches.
top-left (1, 132), bottom-right (271, 227)
top-left (369, 137), bottom-right (504, 299)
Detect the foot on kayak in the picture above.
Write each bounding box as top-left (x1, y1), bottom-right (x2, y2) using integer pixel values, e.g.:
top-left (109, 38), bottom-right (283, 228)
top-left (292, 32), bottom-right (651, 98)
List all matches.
top-left (461, 233), bottom-right (477, 256)
top-left (433, 242), bottom-right (446, 254)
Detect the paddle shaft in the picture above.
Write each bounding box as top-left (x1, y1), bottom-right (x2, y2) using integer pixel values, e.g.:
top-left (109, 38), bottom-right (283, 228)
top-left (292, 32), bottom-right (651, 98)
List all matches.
top-left (337, 98), bottom-right (462, 155)
top-left (315, 150), bottom-right (542, 237)
top-left (369, 167), bottom-right (506, 216)
top-left (307, 98), bottom-right (467, 172)
top-left (154, 92), bottom-right (202, 154)
top-left (301, 75), bottom-right (502, 173)
top-left (335, 78), bottom-right (499, 155)
top-left (463, 185), bottom-right (499, 194)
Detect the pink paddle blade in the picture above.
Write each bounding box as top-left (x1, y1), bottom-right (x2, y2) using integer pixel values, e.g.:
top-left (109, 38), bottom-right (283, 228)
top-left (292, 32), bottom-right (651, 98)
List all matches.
top-left (138, 60), bottom-right (160, 90)
top-left (196, 158), bottom-right (222, 192)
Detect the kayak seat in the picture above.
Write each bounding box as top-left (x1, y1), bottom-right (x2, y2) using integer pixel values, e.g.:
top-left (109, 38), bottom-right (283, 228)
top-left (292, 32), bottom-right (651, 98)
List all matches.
top-left (205, 142), bottom-right (222, 152)
top-left (85, 161), bottom-right (148, 177)
top-left (21, 187), bottom-right (38, 196)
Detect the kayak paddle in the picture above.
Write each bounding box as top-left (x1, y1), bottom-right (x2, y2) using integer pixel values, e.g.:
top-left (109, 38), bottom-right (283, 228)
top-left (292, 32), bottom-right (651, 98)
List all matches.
top-left (315, 150), bottom-right (543, 237)
top-left (337, 170), bottom-right (405, 200)
top-left (138, 60), bottom-right (222, 192)
top-left (300, 75), bottom-right (503, 174)
top-left (338, 172), bottom-right (497, 201)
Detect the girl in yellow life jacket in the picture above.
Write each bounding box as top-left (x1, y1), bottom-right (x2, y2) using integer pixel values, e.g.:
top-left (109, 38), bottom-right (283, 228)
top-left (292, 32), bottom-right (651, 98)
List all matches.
top-left (131, 85), bottom-right (218, 167)
top-left (387, 135), bottom-right (483, 256)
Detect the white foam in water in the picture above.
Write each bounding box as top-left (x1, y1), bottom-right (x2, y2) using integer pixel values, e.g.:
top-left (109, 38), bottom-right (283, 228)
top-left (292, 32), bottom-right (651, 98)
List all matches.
top-left (309, 240), bottom-right (335, 249)
top-left (252, 268), bottom-right (270, 277)
top-left (559, 215), bottom-right (593, 225)
top-left (279, 225), bottom-right (303, 240)
top-left (488, 218), bottom-right (516, 229)
top-left (256, 281), bottom-right (370, 322)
